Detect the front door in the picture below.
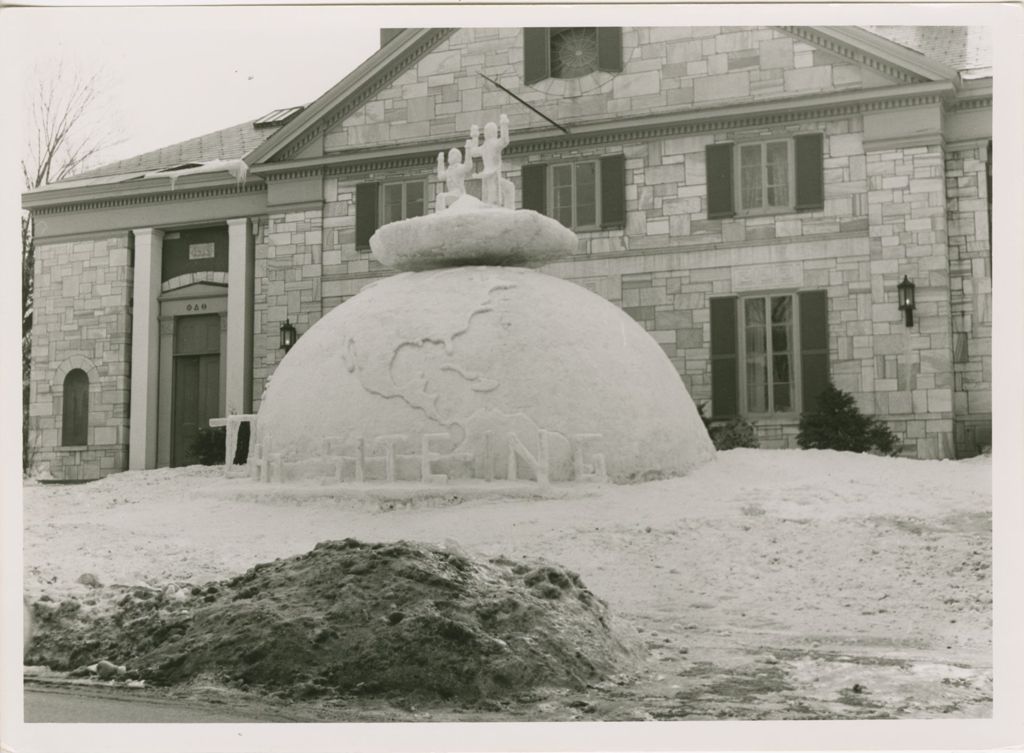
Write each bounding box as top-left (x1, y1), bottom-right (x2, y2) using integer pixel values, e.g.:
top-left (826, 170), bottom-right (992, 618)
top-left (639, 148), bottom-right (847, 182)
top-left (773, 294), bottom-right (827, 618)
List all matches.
top-left (171, 314), bottom-right (221, 466)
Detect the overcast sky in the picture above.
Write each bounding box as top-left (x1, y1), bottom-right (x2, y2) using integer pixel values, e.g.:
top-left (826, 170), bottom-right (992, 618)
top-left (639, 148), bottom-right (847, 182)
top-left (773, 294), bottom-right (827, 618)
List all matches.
top-left (7, 6), bottom-right (385, 167)
top-left (4, 4), bottom-right (1013, 173)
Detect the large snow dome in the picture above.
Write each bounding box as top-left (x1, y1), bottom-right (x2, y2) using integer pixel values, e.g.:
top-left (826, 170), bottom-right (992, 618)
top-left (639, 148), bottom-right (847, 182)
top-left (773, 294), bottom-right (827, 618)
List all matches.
top-left (258, 259), bottom-right (714, 484)
top-left (257, 120), bottom-right (713, 484)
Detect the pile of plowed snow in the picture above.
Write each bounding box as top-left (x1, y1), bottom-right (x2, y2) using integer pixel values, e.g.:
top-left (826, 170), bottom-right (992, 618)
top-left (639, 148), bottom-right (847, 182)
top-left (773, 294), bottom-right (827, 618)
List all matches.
top-left (27, 539), bottom-right (639, 701)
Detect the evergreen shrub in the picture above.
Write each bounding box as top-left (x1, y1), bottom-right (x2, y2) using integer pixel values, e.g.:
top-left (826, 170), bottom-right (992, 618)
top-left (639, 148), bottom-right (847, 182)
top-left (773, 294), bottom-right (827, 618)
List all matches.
top-left (797, 383), bottom-right (901, 455)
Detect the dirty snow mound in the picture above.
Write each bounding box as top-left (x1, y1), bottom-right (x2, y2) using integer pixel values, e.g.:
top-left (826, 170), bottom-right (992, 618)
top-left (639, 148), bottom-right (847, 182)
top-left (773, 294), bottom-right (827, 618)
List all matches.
top-left (27, 539), bottom-right (639, 701)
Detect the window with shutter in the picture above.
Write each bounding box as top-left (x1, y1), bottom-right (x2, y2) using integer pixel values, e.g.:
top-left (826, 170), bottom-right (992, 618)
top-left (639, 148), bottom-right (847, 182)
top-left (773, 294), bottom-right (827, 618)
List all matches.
top-left (61, 369), bottom-right (89, 446)
top-left (527, 156), bottom-right (625, 230)
top-left (709, 135), bottom-right (825, 218)
top-left (711, 290), bottom-right (830, 418)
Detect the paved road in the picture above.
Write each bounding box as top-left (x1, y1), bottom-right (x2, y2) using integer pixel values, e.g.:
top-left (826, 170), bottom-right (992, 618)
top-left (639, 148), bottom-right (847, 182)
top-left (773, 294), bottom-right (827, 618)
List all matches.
top-left (25, 686), bottom-right (291, 723)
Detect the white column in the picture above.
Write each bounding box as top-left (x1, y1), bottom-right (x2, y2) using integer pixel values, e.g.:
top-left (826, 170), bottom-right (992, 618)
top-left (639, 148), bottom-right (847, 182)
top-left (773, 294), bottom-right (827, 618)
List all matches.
top-left (129, 228), bottom-right (163, 469)
top-left (226, 218), bottom-right (253, 415)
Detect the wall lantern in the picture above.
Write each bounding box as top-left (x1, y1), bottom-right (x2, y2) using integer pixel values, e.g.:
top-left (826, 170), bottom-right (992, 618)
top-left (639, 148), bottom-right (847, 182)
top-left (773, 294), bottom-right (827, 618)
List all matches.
top-left (279, 319), bottom-right (297, 352)
top-left (897, 275), bottom-right (916, 327)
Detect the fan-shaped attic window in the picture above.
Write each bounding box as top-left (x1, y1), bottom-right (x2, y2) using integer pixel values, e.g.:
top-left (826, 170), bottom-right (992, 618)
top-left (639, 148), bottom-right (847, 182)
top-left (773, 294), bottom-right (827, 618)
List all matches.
top-left (550, 28), bottom-right (600, 78)
top-left (523, 28), bottom-right (622, 85)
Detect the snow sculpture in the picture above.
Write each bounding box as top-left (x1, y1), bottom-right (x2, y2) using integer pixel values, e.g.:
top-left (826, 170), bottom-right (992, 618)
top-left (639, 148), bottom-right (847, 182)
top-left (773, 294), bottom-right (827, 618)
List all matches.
top-left (255, 116), bottom-right (715, 485)
top-left (466, 113), bottom-right (514, 209)
top-left (435, 141), bottom-right (474, 211)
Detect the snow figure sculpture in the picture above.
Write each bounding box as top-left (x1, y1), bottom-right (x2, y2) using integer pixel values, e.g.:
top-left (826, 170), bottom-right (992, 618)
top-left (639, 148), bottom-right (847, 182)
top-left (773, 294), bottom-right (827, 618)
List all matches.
top-left (466, 113), bottom-right (514, 209)
top-left (435, 143), bottom-right (474, 211)
top-left (255, 116), bottom-right (715, 485)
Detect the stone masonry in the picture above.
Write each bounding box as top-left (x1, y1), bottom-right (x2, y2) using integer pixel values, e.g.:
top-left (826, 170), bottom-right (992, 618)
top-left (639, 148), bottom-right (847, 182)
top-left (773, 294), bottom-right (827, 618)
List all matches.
top-left (30, 235), bottom-right (133, 479)
top-left (944, 141), bottom-right (993, 455)
top-left (252, 209), bottom-right (324, 406)
top-left (864, 144), bottom-right (955, 459)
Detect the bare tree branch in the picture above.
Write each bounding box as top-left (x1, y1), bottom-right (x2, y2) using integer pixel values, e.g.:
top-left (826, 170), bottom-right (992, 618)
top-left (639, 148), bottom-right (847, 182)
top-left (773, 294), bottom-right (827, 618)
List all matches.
top-left (21, 59), bottom-right (123, 473)
top-left (22, 60), bottom-right (121, 190)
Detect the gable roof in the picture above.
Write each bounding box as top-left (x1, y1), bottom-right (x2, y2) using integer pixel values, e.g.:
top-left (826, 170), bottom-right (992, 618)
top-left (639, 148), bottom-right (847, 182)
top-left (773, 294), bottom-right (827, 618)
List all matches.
top-left (37, 25), bottom-right (989, 194)
top-left (247, 25), bottom-right (977, 169)
top-left (244, 27), bottom-right (452, 166)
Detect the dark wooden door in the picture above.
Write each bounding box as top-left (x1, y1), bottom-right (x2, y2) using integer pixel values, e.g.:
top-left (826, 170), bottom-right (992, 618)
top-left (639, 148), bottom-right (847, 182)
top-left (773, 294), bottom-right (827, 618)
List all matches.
top-left (171, 315), bottom-right (220, 466)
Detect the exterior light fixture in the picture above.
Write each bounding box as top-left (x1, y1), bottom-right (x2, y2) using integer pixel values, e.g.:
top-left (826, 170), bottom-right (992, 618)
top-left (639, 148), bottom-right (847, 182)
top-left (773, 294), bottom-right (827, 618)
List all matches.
top-left (280, 319), bottom-right (297, 352)
top-left (897, 275), bottom-right (916, 327)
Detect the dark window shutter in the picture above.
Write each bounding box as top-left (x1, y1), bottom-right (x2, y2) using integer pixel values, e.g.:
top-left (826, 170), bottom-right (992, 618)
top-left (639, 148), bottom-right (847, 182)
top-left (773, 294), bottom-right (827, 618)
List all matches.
top-left (523, 28), bottom-right (550, 85)
top-left (710, 297), bottom-right (739, 418)
top-left (600, 154), bottom-right (626, 228)
top-left (798, 290), bottom-right (830, 413)
top-left (521, 163), bottom-right (547, 214)
top-left (62, 369), bottom-right (89, 446)
top-left (597, 28), bottom-right (623, 73)
top-left (705, 143), bottom-right (735, 219)
top-left (355, 182), bottom-right (379, 251)
top-left (794, 133), bottom-right (825, 212)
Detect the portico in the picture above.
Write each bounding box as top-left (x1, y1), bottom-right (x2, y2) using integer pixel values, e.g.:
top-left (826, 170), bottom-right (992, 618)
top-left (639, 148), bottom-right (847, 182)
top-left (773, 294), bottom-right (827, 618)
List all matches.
top-left (128, 217), bottom-right (255, 469)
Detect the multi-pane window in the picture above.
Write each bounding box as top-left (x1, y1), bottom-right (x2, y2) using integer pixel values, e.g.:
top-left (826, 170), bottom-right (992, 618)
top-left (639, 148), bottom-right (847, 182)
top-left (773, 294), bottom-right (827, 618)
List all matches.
top-left (550, 161), bottom-right (599, 229)
top-left (706, 134), bottom-right (823, 220)
top-left (381, 180), bottom-right (425, 224)
top-left (711, 290), bottom-right (829, 420)
top-left (738, 140), bottom-right (791, 212)
top-left (742, 295), bottom-right (796, 415)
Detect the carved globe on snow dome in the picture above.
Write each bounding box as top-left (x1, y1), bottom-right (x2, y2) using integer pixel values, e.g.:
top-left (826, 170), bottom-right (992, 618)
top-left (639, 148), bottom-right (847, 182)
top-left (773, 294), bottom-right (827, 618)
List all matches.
top-left (255, 115), bottom-right (714, 484)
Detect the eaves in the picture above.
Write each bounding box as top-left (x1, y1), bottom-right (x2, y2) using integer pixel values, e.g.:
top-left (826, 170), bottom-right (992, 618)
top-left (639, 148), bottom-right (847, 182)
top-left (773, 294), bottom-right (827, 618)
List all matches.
top-left (22, 172), bottom-right (266, 213)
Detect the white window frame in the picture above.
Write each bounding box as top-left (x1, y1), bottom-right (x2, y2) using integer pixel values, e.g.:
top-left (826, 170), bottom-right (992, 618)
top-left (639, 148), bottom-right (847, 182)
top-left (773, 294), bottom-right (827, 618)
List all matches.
top-left (737, 291), bottom-right (803, 418)
top-left (733, 139), bottom-right (796, 216)
top-left (380, 179), bottom-right (427, 224)
top-left (547, 160), bottom-right (601, 230)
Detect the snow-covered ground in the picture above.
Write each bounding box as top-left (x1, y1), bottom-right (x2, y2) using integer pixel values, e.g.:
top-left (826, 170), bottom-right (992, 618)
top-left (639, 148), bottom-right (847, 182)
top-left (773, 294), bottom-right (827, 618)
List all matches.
top-left (23, 448), bottom-right (992, 719)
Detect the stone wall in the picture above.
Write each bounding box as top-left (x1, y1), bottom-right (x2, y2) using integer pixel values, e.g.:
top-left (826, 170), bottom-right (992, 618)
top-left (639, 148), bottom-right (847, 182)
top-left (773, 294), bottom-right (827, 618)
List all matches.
top-left (864, 143), bottom-right (955, 458)
top-left (251, 209), bottom-right (323, 408)
top-left (324, 27), bottom-right (894, 152)
top-left (29, 235), bottom-right (132, 479)
top-left (945, 141), bottom-right (992, 455)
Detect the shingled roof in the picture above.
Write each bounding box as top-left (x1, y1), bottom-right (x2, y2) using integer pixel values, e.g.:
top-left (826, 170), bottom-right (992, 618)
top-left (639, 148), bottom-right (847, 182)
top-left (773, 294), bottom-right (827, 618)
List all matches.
top-left (72, 116), bottom-right (291, 181)
top-left (864, 26), bottom-right (992, 76)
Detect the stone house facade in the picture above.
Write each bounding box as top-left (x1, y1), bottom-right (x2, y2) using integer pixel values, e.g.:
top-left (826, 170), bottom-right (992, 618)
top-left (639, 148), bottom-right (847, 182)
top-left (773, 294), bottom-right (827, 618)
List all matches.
top-left (24, 26), bottom-right (992, 480)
